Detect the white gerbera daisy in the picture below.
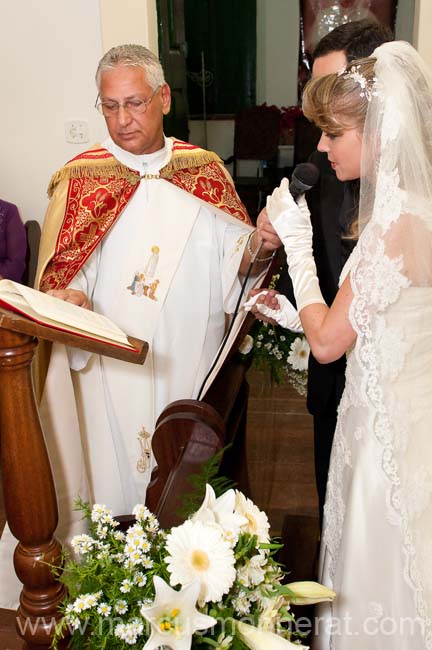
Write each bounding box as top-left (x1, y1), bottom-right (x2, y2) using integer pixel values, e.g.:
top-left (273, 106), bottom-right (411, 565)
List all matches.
top-left (165, 520), bottom-right (235, 604)
top-left (287, 337), bottom-right (310, 371)
top-left (235, 492), bottom-right (270, 543)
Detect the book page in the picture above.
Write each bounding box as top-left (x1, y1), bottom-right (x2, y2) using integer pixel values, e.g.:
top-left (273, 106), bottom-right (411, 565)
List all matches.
top-left (198, 266), bottom-right (270, 399)
top-left (0, 280), bottom-right (132, 347)
top-left (198, 307), bottom-right (249, 399)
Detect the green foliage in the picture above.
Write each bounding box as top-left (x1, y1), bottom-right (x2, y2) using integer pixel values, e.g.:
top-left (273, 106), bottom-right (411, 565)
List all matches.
top-left (52, 503), bottom-right (167, 649)
top-left (177, 447), bottom-right (236, 520)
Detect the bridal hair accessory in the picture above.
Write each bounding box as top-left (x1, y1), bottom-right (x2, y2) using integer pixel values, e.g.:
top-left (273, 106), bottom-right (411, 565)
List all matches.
top-left (338, 65), bottom-right (378, 102)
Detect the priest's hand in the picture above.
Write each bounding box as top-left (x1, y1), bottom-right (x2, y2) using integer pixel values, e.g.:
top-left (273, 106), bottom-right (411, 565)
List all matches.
top-left (239, 208), bottom-right (282, 276)
top-left (46, 289), bottom-right (92, 310)
top-left (246, 288), bottom-right (279, 325)
top-left (256, 207), bottom-right (282, 253)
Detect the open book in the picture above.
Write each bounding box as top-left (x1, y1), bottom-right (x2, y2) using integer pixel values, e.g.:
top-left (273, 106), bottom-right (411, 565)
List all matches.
top-left (0, 279), bottom-right (139, 354)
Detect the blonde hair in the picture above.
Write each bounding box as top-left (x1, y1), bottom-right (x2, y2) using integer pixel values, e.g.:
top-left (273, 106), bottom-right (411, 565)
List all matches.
top-left (302, 57), bottom-right (378, 240)
top-left (302, 57), bottom-right (376, 135)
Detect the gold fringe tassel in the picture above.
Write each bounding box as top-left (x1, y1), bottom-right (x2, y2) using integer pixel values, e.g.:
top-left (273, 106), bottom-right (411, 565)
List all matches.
top-left (47, 147), bottom-right (222, 196)
top-left (47, 162), bottom-right (140, 198)
top-left (161, 149), bottom-right (222, 179)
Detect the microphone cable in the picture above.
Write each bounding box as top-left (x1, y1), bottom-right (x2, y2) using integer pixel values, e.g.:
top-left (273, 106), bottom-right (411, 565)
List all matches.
top-left (196, 235), bottom-right (265, 400)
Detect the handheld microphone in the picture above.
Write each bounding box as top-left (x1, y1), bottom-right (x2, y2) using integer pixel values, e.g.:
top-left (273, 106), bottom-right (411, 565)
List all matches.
top-left (289, 162), bottom-right (320, 200)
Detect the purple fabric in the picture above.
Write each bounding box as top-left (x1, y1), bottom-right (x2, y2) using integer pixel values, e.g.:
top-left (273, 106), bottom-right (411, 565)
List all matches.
top-left (0, 199), bottom-right (27, 282)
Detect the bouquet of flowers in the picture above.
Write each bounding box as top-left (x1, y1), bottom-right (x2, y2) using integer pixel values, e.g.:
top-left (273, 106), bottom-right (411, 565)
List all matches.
top-left (239, 274), bottom-right (310, 396)
top-left (53, 486), bottom-right (334, 649)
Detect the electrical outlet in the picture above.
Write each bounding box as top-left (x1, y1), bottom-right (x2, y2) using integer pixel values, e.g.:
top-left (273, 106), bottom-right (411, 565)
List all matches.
top-left (65, 120), bottom-right (89, 144)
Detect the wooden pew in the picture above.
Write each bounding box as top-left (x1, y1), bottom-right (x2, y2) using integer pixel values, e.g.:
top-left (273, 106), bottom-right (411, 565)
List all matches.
top-left (146, 258), bottom-right (278, 528)
top-left (146, 310), bottom-right (256, 528)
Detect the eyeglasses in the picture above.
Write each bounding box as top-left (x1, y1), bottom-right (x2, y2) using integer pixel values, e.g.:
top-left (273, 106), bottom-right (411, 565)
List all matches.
top-left (95, 86), bottom-right (161, 117)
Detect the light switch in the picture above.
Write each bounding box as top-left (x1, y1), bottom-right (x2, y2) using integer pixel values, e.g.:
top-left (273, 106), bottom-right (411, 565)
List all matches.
top-left (65, 120), bottom-right (89, 144)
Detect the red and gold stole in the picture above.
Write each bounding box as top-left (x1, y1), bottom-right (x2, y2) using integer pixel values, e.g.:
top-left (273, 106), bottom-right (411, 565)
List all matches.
top-left (38, 140), bottom-right (250, 292)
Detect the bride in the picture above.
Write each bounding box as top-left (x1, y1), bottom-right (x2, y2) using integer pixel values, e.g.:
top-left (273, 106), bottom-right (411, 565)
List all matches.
top-left (252, 41), bottom-right (432, 648)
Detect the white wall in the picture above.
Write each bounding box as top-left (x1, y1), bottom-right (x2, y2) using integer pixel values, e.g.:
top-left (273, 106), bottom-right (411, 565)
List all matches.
top-left (414, 0), bottom-right (432, 68)
top-left (256, 0), bottom-right (299, 107)
top-left (0, 0), bottom-right (157, 226)
top-left (0, 0), bottom-right (105, 224)
top-left (100, 0), bottom-right (158, 54)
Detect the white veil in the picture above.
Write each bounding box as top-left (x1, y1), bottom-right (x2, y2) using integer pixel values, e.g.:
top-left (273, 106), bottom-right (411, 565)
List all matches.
top-left (340, 41), bottom-right (432, 644)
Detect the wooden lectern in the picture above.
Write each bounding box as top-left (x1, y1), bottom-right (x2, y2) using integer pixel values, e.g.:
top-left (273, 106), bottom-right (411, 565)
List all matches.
top-left (0, 307), bottom-right (147, 649)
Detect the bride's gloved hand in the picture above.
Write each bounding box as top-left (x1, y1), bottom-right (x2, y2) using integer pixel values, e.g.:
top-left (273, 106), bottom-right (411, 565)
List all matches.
top-left (244, 290), bottom-right (303, 333)
top-left (266, 178), bottom-right (326, 312)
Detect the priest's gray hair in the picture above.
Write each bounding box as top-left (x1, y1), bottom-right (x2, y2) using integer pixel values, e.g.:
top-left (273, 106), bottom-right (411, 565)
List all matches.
top-left (96, 44), bottom-right (165, 90)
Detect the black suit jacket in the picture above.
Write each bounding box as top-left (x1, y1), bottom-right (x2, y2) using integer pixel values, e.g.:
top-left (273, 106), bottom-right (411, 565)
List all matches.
top-left (277, 152), bottom-right (357, 416)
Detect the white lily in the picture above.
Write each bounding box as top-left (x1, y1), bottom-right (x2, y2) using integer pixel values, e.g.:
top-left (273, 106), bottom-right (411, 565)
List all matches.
top-left (192, 484), bottom-right (247, 545)
top-left (140, 576), bottom-right (216, 650)
top-left (237, 621), bottom-right (308, 650)
top-left (285, 581), bottom-right (336, 606)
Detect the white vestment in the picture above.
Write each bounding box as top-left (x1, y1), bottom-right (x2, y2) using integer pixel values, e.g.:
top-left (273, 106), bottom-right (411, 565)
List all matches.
top-left (0, 137), bottom-right (253, 608)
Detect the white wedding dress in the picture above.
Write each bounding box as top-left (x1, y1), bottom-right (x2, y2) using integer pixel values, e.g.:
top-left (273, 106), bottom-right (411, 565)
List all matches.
top-left (316, 269), bottom-right (432, 648)
top-left (265, 41), bottom-right (432, 650)
top-left (313, 42), bottom-right (432, 650)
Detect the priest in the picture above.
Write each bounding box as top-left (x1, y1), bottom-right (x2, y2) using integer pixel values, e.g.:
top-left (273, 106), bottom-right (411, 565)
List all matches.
top-left (36, 44), bottom-right (280, 517)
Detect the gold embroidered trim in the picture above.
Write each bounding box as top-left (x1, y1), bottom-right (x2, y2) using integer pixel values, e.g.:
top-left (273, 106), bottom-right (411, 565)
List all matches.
top-left (47, 161), bottom-right (140, 198)
top-left (160, 150), bottom-right (222, 179)
top-left (47, 143), bottom-right (222, 196)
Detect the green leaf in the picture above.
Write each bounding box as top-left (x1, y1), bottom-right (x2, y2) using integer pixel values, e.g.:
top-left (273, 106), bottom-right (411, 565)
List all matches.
top-left (176, 446), bottom-right (236, 519)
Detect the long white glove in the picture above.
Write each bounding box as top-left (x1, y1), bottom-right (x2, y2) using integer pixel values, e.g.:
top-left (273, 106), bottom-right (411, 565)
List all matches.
top-left (243, 291), bottom-right (303, 333)
top-left (266, 178), bottom-right (326, 312)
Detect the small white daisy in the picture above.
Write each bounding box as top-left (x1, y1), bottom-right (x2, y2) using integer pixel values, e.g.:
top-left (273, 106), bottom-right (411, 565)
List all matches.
top-left (115, 600), bottom-right (128, 615)
top-left (132, 503), bottom-right (152, 522)
top-left (91, 504), bottom-right (111, 523)
top-left (120, 579), bottom-right (132, 593)
top-left (142, 557), bottom-right (154, 569)
top-left (134, 572), bottom-right (147, 587)
top-left (97, 603), bottom-right (112, 617)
